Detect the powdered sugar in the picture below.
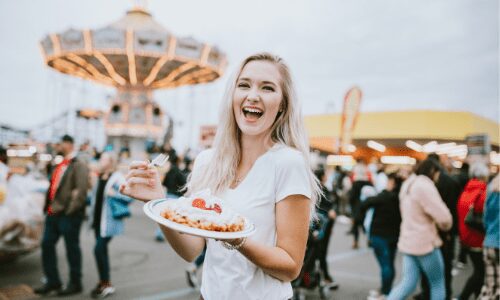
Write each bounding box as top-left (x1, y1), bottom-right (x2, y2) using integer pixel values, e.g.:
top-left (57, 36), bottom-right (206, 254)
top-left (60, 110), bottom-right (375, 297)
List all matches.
top-left (164, 189), bottom-right (243, 226)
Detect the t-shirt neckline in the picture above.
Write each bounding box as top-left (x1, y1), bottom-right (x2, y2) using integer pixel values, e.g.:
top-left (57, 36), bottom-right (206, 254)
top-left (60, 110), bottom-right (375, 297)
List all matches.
top-left (228, 143), bottom-right (281, 191)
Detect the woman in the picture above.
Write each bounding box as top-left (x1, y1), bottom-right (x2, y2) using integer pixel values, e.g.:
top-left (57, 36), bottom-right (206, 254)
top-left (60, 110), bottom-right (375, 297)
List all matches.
top-left (89, 151), bottom-right (131, 298)
top-left (120, 53), bottom-right (321, 300)
top-left (314, 168), bottom-right (338, 288)
top-left (479, 173), bottom-right (499, 300)
top-left (387, 159), bottom-right (452, 300)
top-left (456, 162), bottom-right (488, 299)
top-left (357, 172), bottom-right (402, 299)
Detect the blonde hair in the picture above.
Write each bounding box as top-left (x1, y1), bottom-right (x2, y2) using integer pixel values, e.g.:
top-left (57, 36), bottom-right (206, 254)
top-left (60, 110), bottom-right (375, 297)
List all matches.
top-left (187, 52), bottom-right (321, 218)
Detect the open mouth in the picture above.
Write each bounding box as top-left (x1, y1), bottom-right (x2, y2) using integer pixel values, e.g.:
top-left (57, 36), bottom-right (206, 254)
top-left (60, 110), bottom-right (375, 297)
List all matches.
top-left (242, 107), bottom-right (264, 120)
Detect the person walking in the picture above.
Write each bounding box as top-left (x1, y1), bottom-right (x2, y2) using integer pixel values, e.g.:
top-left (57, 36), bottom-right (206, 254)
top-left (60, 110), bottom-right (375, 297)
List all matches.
top-left (348, 160), bottom-right (372, 249)
top-left (34, 135), bottom-right (89, 296)
top-left (357, 172), bottom-right (402, 299)
top-left (315, 168), bottom-right (339, 289)
top-left (88, 151), bottom-right (132, 298)
top-left (387, 159), bottom-right (452, 300)
top-left (455, 162), bottom-right (488, 299)
top-left (418, 153), bottom-right (460, 300)
top-left (120, 52), bottom-right (321, 300)
top-left (478, 173), bottom-right (499, 300)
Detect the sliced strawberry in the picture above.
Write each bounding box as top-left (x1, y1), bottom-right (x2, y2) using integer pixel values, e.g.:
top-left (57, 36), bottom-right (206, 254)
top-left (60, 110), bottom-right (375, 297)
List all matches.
top-left (212, 203), bottom-right (222, 214)
top-left (192, 198), bottom-right (206, 209)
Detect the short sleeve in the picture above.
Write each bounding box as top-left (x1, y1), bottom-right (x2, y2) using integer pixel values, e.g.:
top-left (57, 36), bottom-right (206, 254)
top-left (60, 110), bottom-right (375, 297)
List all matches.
top-left (186, 149), bottom-right (213, 192)
top-left (275, 149), bottom-right (312, 203)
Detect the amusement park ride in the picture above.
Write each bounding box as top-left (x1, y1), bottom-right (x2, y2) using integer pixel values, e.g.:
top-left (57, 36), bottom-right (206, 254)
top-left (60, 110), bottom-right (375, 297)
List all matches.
top-left (39, 4), bottom-right (226, 157)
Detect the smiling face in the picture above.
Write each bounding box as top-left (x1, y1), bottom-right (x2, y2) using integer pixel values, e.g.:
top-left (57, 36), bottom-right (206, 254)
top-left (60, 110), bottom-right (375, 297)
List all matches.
top-left (232, 60), bottom-right (284, 138)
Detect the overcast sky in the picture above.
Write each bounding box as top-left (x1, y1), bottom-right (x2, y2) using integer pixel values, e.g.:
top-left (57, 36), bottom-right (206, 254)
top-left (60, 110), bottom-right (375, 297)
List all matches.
top-left (0, 0), bottom-right (498, 149)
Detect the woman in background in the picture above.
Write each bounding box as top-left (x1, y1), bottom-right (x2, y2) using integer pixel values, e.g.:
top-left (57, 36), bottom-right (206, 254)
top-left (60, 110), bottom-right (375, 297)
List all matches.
top-left (388, 159), bottom-right (452, 300)
top-left (89, 152), bottom-right (131, 298)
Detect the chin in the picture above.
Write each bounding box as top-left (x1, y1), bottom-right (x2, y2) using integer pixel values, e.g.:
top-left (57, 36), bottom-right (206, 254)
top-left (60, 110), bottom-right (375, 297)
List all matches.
top-left (238, 125), bottom-right (269, 137)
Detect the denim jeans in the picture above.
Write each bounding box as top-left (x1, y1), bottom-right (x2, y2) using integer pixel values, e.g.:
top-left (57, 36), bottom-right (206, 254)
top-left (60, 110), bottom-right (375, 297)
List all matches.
top-left (388, 248), bottom-right (445, 300)
top-left (41, 215), bottom-right (83, 286)
top-left (94, 235), bottom-right (112, 282)
top-left (370, 235), bottom-right (398, 295)
top-left (195, 246), bottom-right (206, 268)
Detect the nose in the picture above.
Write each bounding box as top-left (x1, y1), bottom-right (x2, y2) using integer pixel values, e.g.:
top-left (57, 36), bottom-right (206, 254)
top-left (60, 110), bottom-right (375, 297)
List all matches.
top-left (245, 88), bottom-right (260, 103)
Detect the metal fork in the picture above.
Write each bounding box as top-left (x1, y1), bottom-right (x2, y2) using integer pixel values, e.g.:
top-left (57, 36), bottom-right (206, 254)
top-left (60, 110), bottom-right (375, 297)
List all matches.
top-left (148, 153), bottom-right (169, 168)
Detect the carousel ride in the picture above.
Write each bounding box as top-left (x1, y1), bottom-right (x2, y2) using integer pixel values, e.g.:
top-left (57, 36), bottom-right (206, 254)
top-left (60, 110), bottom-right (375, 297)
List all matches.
top-left (0, 5), bottom-right (227, 261)
top-left (39, 5), bottom-right (226, 157)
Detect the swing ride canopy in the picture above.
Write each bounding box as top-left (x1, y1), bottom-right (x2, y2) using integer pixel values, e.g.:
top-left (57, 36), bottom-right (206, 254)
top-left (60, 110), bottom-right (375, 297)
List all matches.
top-left (39, 7), bottom-right (226, 89)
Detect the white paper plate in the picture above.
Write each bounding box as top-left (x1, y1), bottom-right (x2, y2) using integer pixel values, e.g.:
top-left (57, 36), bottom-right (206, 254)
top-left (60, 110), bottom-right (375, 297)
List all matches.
top-left (143, 198), bottom-right (256, 240)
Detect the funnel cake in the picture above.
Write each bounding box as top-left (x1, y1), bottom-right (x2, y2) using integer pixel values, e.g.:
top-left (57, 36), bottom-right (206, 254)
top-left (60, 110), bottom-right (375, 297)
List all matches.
top-left (160, 191), bottom-right (245, 232)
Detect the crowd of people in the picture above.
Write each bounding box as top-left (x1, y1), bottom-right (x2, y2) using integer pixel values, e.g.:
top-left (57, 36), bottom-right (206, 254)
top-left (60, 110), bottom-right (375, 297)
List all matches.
top-left (309, 155), bottom-right (499, 300)
top-left (0, 51), bottom-right (498, 300)
top-left (0, 135), bottom-right (196, 298)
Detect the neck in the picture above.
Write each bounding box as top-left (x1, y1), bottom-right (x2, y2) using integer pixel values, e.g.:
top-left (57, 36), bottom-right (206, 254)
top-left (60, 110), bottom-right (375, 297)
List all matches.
top-left (64, 151), bottom-right (75, 160)
top-left (239, 131), bottom-right (274, 166)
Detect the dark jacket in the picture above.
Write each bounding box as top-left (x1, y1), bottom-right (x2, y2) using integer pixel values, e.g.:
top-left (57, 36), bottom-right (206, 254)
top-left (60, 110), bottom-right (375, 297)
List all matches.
top-left (349, 180), bottom-right (372, 212)
top-left (357, 190), bottom-right (401, 238)
top-left (44, 157), bottom-right (89, 217)
top-left (318, 185), bottom-right (334, 215)
top-left (162, 164), bottom-right (186, 197)
top-left (436, 171), bottom-right (460, 234)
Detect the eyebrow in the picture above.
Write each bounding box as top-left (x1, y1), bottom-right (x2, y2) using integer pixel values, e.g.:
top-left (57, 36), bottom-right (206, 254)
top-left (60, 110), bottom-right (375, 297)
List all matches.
top-left (238, 77), bottom-right (278, 87)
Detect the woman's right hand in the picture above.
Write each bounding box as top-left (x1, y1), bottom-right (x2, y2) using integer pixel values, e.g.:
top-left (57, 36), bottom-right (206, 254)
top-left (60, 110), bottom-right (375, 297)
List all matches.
top-left (120, 161), bottom-right (164, 202)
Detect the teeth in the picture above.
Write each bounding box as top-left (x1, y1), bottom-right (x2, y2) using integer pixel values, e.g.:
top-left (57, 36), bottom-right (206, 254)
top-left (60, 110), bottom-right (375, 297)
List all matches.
top-left (243, 107), bottom-right (263, 114)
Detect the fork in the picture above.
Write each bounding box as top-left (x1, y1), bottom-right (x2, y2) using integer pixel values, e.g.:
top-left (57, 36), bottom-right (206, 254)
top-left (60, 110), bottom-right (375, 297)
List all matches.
top-left (148, 153), bottom-right (169, 168)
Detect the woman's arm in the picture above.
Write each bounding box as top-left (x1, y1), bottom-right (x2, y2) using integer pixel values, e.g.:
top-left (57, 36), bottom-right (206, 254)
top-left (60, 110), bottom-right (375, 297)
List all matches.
top-left (417, 178), bottom-right (452, 231)
top-left (120, 161), bottom-right (205, 262)
top-left (236, 194), bottom-right (310, 282)
top-left (160, 225), bottom-right (205, 262)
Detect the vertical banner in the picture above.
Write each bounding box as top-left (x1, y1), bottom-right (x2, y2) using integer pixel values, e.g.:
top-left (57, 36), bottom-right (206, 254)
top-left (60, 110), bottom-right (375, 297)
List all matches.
top-left (340, 86), bottom-right (362, 153)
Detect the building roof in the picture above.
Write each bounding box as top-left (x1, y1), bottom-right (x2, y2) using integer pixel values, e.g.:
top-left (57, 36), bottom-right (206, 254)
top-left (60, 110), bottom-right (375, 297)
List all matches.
top-left (305, 110), bottom-right (499, 153)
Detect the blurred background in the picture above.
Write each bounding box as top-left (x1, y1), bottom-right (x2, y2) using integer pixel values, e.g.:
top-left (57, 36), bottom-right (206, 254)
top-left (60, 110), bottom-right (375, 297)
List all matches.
top-left (0, 0), bottom-right (498, 299)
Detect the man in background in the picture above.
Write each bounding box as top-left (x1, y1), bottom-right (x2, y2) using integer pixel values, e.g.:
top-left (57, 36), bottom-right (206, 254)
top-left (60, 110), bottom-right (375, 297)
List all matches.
top-left (34, 135), bottom-right (89, 296)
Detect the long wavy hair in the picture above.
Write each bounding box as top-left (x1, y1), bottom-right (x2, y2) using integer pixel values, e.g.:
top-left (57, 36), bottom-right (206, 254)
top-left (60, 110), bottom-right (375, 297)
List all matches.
top-left (187, 52), bottom-right (321, 218)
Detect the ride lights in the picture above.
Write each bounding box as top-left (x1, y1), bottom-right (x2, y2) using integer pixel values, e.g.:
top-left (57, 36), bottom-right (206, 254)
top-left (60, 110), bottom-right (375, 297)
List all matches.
top-left (6, 149), bottom-right (33, 157)
top-left (405, 140), bottom-right (423, 152)
top-left (423, 141), bottom-right (438, 153)
top-left (380, 156), bottom-right (416, 165)
top-left (435, 143), bottom-right (457, 154)
top-left (326, 155), bottom-right (355, 166)
top-left (367, 140), bottom-right (386, 152)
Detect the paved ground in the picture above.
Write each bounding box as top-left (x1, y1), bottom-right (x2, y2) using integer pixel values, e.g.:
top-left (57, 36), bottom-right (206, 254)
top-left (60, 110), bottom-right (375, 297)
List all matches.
top-left (1, 202), bottom-right (473, 300)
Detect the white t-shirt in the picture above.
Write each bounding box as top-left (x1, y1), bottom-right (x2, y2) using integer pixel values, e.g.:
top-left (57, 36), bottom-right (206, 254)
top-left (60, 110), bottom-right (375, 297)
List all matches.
top-left (194, 144), bottom-right (312, 300)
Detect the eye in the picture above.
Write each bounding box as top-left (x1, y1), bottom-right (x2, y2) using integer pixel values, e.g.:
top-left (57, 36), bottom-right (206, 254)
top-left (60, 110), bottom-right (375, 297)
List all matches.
top-left (262, 86), bottom-right (275, 92)
top-left (237, 82), bottom-right (250, 88)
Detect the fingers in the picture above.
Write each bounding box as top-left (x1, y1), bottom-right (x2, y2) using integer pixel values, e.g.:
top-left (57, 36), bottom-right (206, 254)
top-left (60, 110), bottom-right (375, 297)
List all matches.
top-left (129, 161), bottom-right (150, 170)
top-left (127, 177), bottom-right (155, 187)
top-left (126, 168), bottom-right (156, 180)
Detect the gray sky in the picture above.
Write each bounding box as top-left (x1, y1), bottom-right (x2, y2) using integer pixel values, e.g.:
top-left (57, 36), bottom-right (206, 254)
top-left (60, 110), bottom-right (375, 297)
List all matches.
top-left (0, 0), bottom-right (498, 149)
